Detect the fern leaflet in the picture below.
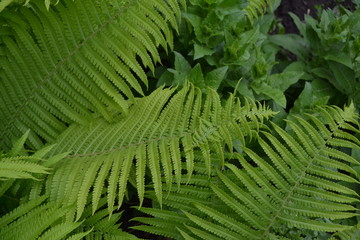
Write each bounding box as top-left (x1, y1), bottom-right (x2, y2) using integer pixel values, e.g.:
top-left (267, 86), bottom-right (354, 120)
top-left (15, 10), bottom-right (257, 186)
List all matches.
top-left (0, 0), bottom-right (183, 149)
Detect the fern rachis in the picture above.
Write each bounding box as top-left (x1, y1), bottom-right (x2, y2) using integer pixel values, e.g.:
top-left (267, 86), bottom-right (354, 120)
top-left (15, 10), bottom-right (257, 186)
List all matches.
top-left (44, 84), bottom-right (275, 220)
top-left (0, 0), bottom-right (183, 149)
top-left (134, 104), bottom-right (360, 239)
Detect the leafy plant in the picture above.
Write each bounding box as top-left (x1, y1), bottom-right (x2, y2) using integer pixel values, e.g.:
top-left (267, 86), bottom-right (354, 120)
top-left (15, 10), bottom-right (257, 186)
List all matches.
top-left (157, 0), bottom-right (303, 110)
top-left (45, 83), bottom-right (274, 219)
top-left (270, 5), bottom-right (360, 111)
top-left (0, 0), bottom-right (183, 149)
top-left (134, 104), bottom-right (360, 239)
top-left (1, 0), bottom-right (360, 239)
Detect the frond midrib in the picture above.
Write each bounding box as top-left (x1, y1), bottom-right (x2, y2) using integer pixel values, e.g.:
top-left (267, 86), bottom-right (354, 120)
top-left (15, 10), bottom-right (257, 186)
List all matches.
top-left (0, 0), bottom-right (140, 140)
top-left (59, 111), bottom-right (259, 159)
top-left (260, 116), bottom-right (352, 239)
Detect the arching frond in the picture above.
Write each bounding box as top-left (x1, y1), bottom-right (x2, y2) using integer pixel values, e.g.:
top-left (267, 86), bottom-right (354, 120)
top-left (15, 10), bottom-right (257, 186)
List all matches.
top-left (0, 130), bottom-right (68, 205)
top-left (0, 0), bottom-right (183, 149)
top-left (131, 157), bottom-right (219, 240)
top-left (245, 0), bottom-right (277, 23)
top-left (70, 195), bottom-right (139, 239)
top-left (45, 84), bottom-right (275, 220)
top-left (133, 104), bottom-right (360, 239)
top-left (0, 156), bottom-right (51, 180)
top-left (0, 195), bottom-right (86, 240)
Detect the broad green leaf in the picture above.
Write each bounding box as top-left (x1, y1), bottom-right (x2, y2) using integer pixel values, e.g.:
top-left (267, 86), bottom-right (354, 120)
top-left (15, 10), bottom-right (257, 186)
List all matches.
top-left (194, 43), bottom-right (215, 60)
top-left (174, 52), bottom-right (192, 73)
top-left (205, 66), bottom-right (228, 90)
top-left (291, 80), bottom-right (336, 114)
top-left (328, 61), bottom-right (356, 95)
top-left (168, 52), bottom-right (192, 86)
top-left (252, 82), bottom-right (286, 108)
top-left (226, 79), bottom-right (254, 99)
top-left (269, 34), bottom-right (308, 61)
top-left (188, 64), bottom-right (205, 89)
top-left (0, 0), bottom-right (13, 12)
top-left (289, 12), bottom-right (306, 36)
top-left (311, 67), bottom-right (333, 81)
top-left (268, 71), bottom-right (303, 92)
top-left (324, 53), bottom-right (353, 69)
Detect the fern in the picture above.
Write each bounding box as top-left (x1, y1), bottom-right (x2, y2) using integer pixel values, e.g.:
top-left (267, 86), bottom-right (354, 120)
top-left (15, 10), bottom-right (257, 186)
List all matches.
top-left (0, 0), bottom-right (57, 12)
top-left (1, 131), bottom-right (52, 180)
top-left (245, 0), bottom-right (278, 23)
top-left (0, 130), bottom-right (67, 208)
top-left (76, 196), bottom-right (139, 239)
top-left (132, 156), bottom-right (219, 239)
top-left (133, 104), bottom-right (360, 239)
top-left (0, 0), bottom-right (184, 149)
top-left (44, 84), bottom-right (275, 220)
top-left (329, 222), bottom-right (360, 240)
top-left (0, 195), bottom-right (87, 240)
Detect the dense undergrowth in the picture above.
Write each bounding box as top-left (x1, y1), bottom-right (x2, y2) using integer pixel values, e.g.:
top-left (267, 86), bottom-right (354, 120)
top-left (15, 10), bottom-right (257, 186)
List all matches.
top-left (1, 0), bottom-right (360, 239)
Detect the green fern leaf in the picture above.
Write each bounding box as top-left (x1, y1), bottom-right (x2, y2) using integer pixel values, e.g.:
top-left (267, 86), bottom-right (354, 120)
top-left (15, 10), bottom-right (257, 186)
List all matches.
top-left (0, 196), bottom-right (83, 240)
top-left (0, 0), bottom-right (183, 149)
top-left (46, 84), bottom-right (274, 220)
top-left (0, 0), bottom-right (56, 12)
top-left (0, 130), bottom-right (56, 180)
top-left (133, 104), bottom-right (360, 239)
top-left (245, 0), bottom-right (277, 24)
top-left (75, 196), bottom-right (138, 239)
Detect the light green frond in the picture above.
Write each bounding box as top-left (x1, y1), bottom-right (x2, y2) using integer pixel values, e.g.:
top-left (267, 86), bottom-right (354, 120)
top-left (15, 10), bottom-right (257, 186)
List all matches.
top-left (0, 0), bottom-right (183, 149)
top-left (0, 196), bottom-right (82, 240)
top-left (0, 156), bottom-right (50, 180)
top-left (132, 160), bottom-right (216, 240)
top-left (74, 196), bottom-right (138, 239)
top-left (245, 0), bottom-right (277, 24)
top-left (46, 84), bottom-right (274, 219)
top-left (1, 130), bottom-right (54, 180)
top-left (133, 104), bottom-right (360, 239)
top-left (330, 222), bottom-right (360, 240)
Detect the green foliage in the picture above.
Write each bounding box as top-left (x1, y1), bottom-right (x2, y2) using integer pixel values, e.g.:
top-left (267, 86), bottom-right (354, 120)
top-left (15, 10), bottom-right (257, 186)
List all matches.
top-left (46, 83), bottom-right (274, 219)
top-left (157, 0), bottom-right (303, 109)
top-left (0, 0), bottom-right (183, 149)
top-left (134, 104), bottom-right (360, 239)
top-left (271, 6), bottom-right (360, 110)
top-left (0, 131), bottom-right (68, 181)
top-left (244, 0), bottom-right (281, 24)
top-left (0, 0), bottom-right (56, 12)
top-left (1, 0), bottom-right (360, 239)
top-left (0, 196), bottom-right (84, 240)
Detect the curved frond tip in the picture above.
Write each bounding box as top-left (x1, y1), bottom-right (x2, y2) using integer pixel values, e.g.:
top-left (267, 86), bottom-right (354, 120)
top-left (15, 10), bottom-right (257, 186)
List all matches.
top-left (133, 104), bottom-right (360, 239)
top-left (46, 84), bottom-right (275, 220)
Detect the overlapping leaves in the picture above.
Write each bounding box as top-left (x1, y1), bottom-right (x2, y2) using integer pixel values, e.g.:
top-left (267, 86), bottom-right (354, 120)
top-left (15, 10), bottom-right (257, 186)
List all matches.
top-left (134, 104), bottom-right (360, 239)
top-left (45, 84), bottom-right (274, 220)
top-left (0, 0), bottom-right (183, 149)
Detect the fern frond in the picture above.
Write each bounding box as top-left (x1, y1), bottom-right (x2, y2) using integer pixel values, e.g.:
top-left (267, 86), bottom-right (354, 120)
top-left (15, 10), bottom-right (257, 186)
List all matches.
top-left (73, 196), bottom-right (138, 239)
top-left (46, 84), bottom-right (275, 220)
top-left (0, 156), bottom-right (50, 180)
top-left (329, 222), bottom-right (360, 240)
top-left (0, 131), bottom-right (53, 180)
top-left (0, 0), bottom-right (56, 12)
top-left (245, 0), bottom-right (276, 24)
top-left (132, 159), bottom-right (217, 240)
top-left (0, 131), bottom-right (67, 206)
top-left (0, 0), bottom-right (183, 149)
top-left (133, 104), bottom-right (360, 239)
top-left (0, 196), bottom-right (84, 240)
